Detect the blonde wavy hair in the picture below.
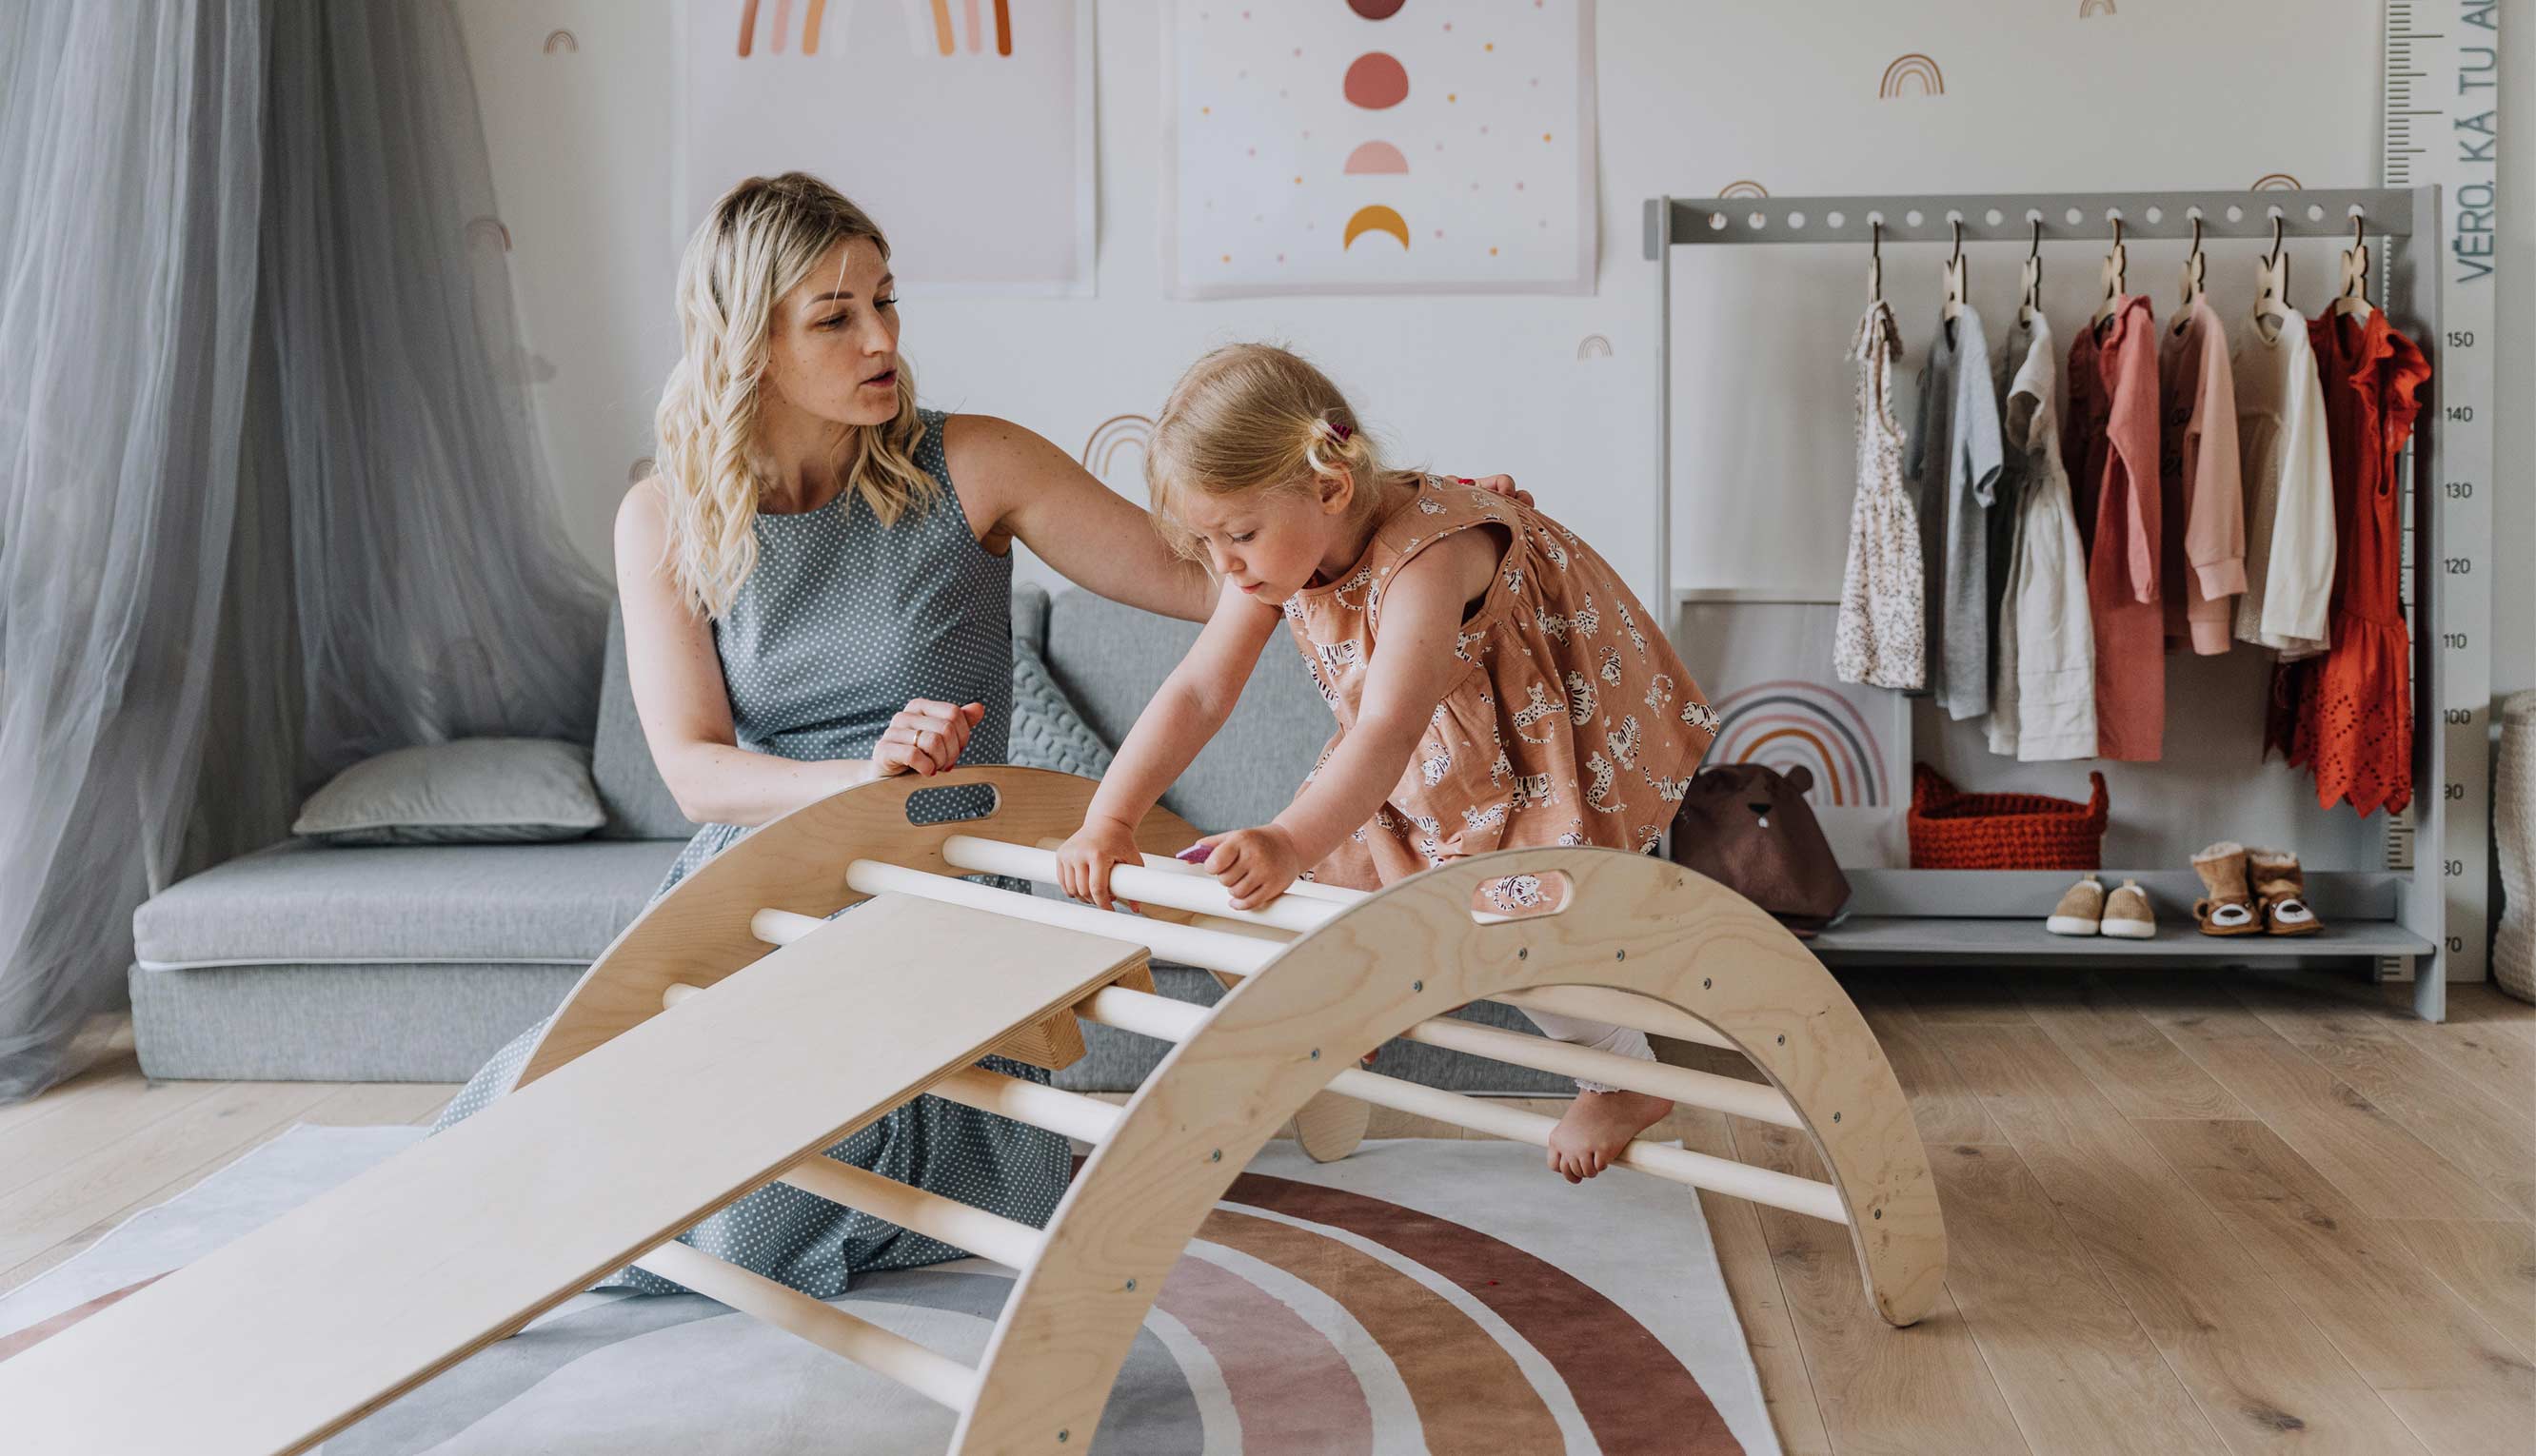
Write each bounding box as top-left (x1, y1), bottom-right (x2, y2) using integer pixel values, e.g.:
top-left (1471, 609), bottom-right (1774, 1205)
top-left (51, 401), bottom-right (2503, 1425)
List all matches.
top-left (1144, 343), bottom-right (1400, 561)
top-left (653, 173), bottom-right (937, 617)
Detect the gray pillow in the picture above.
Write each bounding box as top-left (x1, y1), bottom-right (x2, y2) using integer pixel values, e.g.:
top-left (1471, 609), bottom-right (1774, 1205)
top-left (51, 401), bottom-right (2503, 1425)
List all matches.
top-left (1009, 635), bottom-right (1114, 779)
top-left (592, 604), bottom-right (703, 839)
top-left (292, 738), bottom-right (606, 846)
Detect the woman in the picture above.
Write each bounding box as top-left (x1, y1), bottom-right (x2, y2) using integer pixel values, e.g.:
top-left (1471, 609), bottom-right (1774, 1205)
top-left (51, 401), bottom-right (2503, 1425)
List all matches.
top-left (437, 173), bottom-right (1518, 1297)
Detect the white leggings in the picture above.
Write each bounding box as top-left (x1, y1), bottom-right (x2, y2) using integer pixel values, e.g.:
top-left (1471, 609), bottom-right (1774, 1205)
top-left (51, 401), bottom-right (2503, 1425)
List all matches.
top-left (1510, 1003), bottom-right (1654, 1094)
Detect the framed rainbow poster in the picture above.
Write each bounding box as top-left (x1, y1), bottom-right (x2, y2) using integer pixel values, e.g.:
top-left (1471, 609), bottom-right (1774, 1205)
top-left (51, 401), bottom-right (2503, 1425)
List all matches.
top-left (1162, 0), bottom-right (1596, 299)
top-left (1674, 595), bottom-right (1912, 868)
top-left (676, 0), bottom-right (1096, 296)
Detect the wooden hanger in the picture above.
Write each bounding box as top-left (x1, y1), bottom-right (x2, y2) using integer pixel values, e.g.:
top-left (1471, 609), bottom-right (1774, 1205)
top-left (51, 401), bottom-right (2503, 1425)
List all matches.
top-left (2017, 217), bottom-right (2044, 333)
top-left (2173, 213), bottom-right (2208, 321)
top-left (2250, 215), bottom-right (2299, 344)
top-left (2090, 216), bottom-right (2129, 333)
top-left (1940, 219), bottom-right (1968, 349)
top-left (1866, 218), bottom-right (1904, 355)
top-left (2331, 211), bottom-right (2375, 321)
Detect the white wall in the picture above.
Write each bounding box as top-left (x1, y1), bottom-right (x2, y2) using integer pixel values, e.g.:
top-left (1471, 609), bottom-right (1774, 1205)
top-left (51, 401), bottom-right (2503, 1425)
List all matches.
top-left (456, 0), bottom-right (2526, 878)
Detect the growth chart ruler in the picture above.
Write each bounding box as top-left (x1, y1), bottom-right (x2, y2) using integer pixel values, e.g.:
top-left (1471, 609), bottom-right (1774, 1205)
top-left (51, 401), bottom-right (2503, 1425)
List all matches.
top-left (2385, 0), bottom-right (2500, 986)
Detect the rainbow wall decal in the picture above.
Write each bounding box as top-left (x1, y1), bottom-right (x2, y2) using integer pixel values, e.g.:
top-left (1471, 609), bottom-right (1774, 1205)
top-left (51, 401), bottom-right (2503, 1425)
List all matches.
top-left (1878, 53), bottom-right (1944, 99)
top-left (1715, 180), bottom-right (1769, 199)
top-left (734, 0), bottom-right (839, 57)
top-left (1080, 413), bottom-right (1155, 481)
top-left (1575, 334), bottom-right (1613, 361)
top-left (901, 0), bottom-right (1011, 56)
top-left (1706, 680), bottom-right (1890, 808)
top-left (2079, 0), bottom-right (2115, 15)
top-left (465, 216), bottom-right (511, 251)
top-left (542, 30), bottom-right (578, 54)
top-left (1344, 205), bottom-right (1411, 251)
top-left (628, 456), bottom-right (658, 483)
top-left (2250, 172), bottom-right (2303, 191)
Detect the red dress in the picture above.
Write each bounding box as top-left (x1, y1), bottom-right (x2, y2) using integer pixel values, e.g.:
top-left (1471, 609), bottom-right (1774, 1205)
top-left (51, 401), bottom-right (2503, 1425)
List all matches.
top-left (2269, 308), bottom-right (2430, 815)
top-left (2064, 297), bottom-right (2165, 761)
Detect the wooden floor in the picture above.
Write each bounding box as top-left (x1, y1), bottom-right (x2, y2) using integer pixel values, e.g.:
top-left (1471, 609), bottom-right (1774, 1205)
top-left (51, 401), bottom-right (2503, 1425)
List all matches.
top-left (2, 967), bottom-right (2529, 1455)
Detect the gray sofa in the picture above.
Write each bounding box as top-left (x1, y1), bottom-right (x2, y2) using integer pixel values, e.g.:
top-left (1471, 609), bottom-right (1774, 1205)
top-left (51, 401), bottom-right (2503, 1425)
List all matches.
top-left (130, 583), bottom-right (1569, 1092)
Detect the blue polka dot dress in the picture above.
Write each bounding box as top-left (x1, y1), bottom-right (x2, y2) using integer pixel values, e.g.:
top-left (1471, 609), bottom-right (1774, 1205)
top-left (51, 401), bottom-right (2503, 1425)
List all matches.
top-left (432, 409), bottom-right (1071, 1298)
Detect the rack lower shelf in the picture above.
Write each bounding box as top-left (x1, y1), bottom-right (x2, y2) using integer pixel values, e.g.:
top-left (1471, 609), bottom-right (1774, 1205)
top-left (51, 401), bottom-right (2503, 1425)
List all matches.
top-left (1808, 915), bottom-right (2435, 962)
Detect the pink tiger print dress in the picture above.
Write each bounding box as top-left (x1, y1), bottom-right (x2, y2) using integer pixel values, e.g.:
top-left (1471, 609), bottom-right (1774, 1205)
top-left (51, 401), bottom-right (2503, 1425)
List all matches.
top-left (1283, 475), bottom-right (1720, 895)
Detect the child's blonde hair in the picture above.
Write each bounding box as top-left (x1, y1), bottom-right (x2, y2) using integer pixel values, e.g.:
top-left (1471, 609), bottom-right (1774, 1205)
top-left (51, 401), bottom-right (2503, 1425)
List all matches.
top-left (1145, 344), bottom-right (1396, 561)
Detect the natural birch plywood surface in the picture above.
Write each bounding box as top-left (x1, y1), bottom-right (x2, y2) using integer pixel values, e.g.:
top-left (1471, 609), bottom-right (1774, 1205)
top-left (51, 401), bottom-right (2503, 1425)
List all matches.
top-left (515, 766), bottom-right (1203, 1090)
top-left (956, 846), bottom-right (1943, 1452)
top-left (0, 895), bottom-right (1150, 1456)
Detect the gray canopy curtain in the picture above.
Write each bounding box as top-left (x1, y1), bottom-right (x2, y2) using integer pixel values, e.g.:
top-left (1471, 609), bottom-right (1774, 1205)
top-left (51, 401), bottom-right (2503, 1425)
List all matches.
top-left (0, 0), bottom-right (606, 1100)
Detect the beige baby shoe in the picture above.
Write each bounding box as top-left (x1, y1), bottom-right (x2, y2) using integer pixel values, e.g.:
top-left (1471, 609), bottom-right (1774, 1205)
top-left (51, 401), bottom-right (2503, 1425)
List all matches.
top-left (2102, 878), bottom-right (2157, 939)
top-left (2047, 876), bottom-right (2106, 936)
top-left (2247, 847), bottom-right (2324, 936)
top-left (2191, 841), bottom-right (2262, 937)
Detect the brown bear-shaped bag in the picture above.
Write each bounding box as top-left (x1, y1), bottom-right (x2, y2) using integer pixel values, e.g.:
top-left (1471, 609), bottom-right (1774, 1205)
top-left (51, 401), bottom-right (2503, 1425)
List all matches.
top-left (1668, 763), bottom-right (1852, 937)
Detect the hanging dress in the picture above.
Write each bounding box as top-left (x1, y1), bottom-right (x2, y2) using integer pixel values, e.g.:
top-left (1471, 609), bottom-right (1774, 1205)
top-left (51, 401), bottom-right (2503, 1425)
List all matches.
top-left (1834, 303), bottom-right (1924, 690)
top-left (2064, 296), bottom-right (2165, 761)
top-left (2274, 308), bottom-right (2431, 816)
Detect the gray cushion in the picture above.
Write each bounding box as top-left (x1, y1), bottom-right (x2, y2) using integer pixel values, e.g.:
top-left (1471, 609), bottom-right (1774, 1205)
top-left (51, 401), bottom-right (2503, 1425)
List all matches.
top-left (591, 604), bottom-right (703, 840)
top-left (291, 738), bottom-right (604, 846)
top-left (1011, 580), bottom-right (1051, 655)
top-left (1040, 588), bottom-right (1329, 833)
top-left (1008, 635), bottom-right (1115, 779)
top-left (133, 838), bottom-right (685, 968)
top-left (131, 961), bottom-right (586, 1084)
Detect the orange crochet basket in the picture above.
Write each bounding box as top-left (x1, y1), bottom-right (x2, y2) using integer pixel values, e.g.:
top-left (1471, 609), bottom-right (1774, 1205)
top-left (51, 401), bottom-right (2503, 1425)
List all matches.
top-left (1907, 764), bottom-right (2110, 871)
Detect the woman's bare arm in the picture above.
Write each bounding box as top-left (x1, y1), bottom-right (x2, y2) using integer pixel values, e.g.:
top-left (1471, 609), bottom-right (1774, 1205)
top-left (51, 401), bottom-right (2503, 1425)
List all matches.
top-left (942, 415), bottom-right (1216, 621)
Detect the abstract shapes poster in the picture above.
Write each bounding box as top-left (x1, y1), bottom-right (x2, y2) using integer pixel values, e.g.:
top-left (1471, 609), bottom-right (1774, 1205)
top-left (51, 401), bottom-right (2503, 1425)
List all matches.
top-left (1163, 1), bottom-right (1596, 298)
top-left (680, 0), bottom-right (1094, 295)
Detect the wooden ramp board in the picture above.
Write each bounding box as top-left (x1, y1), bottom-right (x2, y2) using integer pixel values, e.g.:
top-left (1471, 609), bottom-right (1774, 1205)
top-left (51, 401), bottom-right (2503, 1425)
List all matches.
top-left (0, 894), bottom-right (1150, 1456)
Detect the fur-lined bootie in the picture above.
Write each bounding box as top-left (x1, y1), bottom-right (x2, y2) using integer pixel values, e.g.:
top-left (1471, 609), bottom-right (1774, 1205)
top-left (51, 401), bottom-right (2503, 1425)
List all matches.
top-left (2191, 841), bottom-right (2262, 936)
top-left (2247, 848), bottom-right (2324, 936)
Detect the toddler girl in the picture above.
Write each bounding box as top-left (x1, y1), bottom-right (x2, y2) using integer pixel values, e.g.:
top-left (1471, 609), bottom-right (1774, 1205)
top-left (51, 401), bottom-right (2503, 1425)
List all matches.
top-left (1059, 344), bottom-right (1720, 1181)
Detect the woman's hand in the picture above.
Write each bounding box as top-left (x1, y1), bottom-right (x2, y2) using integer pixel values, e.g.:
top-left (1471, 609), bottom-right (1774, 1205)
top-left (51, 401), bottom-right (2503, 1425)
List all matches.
top-left (872, 699), bottom-right (984, 777)
top-left (1460, 474), bottom-right (1534, 508)
top-left (1199, 826), bottom-right (1305, 911)
top-left (1058, 816), bottom-right (1144, 912)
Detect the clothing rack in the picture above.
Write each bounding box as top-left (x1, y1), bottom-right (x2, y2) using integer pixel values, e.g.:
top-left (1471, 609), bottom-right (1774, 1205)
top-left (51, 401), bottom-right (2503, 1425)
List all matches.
top-left (1645, 187), bottom-right (2447, 1019)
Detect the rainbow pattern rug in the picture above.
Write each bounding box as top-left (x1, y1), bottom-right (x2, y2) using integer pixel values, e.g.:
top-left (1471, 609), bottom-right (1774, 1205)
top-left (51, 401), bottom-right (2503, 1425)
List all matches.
top-left (0, 1127), bottom-right (1774, 1454)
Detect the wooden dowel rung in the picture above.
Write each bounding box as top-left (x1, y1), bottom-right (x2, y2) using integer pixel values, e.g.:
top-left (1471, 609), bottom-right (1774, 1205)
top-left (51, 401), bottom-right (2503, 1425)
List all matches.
top-left (1397, 1016), bottom-right (1800, 1128)
top-left (1079, 984), bottom-right (1208, 1043)
top-left (942, 836), bottom-right (1337, 933)
top-left (751, 907), bottom-right (826, 946)
top-left (927, 1066), bottom-right (1123, 1145)
top-left (1495, 985), bottom-right (1740, 1053)
top-left (842, 861), bottom-right (1279, 977)
top-left (777, 1157), bottom-right (1044, 1269)
top-left (1324, 1068), bottom-right (1849, 1225)
top-left (632, 1240), bottom-right (980, 1411)
top-left (1034, 837), bottom-right (1366, 907)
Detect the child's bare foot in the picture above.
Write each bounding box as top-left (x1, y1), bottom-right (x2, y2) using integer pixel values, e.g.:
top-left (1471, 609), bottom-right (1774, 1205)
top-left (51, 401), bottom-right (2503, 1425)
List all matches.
top-left (1544, 1089), bottom-right (1673, 1183)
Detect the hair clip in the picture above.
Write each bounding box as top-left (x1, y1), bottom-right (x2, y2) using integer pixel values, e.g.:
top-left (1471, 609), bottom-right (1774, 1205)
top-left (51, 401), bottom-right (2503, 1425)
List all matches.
top-left (1331, 421), bottom-right (1353, 442)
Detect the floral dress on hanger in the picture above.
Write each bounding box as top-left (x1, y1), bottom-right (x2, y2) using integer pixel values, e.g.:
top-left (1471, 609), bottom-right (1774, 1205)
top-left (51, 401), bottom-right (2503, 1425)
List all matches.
top-left (1835, 302), bottom-right (1924, 690)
